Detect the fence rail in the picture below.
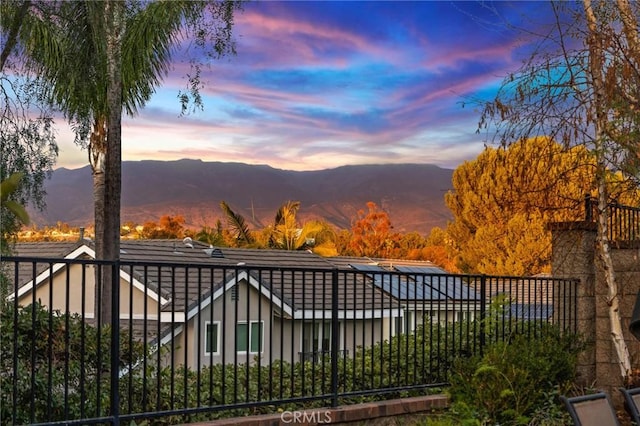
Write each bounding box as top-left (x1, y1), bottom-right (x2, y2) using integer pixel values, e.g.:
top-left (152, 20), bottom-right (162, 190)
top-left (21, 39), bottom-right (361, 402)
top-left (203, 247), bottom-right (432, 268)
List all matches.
top-left (1, 256), bottom-right (578, 425)
top-left (585, 195), bottom-right (640, 243)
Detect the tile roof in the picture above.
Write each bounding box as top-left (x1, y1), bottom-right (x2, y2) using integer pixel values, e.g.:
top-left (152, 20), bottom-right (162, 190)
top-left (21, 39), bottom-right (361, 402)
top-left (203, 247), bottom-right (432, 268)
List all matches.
top-left (6, 240), bottom-right (395, 313)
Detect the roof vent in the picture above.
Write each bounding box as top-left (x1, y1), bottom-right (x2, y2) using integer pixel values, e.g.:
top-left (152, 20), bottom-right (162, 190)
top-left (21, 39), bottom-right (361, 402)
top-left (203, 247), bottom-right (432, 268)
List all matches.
top-left (183, 237), bottom-right (194, 248)
top-left (204, 248), bottom-right (224, 258)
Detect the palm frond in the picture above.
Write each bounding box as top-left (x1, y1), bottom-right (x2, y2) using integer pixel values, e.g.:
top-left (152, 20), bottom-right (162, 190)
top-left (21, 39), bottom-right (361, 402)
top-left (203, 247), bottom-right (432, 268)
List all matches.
top-left (220, 200), bottom-right (253, 245)
top-left (274, 200), bottom-right (300, 226)
top-left (295, 220), bottom-right (336, 251)
top-left (121, 1), bottom-right (187, 115)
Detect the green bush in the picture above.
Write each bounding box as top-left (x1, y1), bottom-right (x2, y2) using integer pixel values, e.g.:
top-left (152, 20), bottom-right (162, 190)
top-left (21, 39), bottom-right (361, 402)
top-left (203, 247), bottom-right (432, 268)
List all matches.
top-left (1, 301), bottom-right (144, 424)
top-left (447, 323), bottom-right (583, 425)
top-left (2, 301), bottom-right (581, 425)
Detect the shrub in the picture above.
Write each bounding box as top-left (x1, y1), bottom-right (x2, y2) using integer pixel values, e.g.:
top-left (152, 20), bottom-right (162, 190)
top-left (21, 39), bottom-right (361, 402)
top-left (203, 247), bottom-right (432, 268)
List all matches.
top-left (2, 300), bottom-right (581, 425)
top-left (447, 323), bottom-right (583, 425)
top-left (1, 301), bottom-right (144, 425)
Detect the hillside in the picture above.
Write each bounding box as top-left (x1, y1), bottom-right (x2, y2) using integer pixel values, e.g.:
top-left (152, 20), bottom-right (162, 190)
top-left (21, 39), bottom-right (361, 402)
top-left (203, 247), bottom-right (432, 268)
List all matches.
top-left (29, 160), bottom-right (454, 235)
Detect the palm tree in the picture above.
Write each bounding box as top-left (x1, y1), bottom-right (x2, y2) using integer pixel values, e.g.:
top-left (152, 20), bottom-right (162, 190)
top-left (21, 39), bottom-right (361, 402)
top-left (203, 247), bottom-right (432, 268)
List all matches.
top-left (220, 201), bottom-right (256, 246)
top-left (3, 0), bottom-right (240, 323)
top-left (267, 200), bottom-right (338, 255)
top-left (194, 220), bottom-right (227, 247)
top-left (270, 200), bottom-right (302, 250)
top-left (218, 199), bottom-right (339, 254)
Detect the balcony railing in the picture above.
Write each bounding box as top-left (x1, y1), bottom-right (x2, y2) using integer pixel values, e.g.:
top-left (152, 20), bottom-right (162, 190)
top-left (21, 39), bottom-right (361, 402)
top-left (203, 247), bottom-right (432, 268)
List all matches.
top-left (585, 195), bottom-right (640, 244)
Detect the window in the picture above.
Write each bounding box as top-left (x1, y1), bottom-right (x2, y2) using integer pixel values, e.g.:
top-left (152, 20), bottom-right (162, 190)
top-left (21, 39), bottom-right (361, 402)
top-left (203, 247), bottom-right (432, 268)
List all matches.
top-left (427, 310), bottom-right (438, 322)
top-left (404, 311), bottom-right (414, 333)
top-left (394, 316), bottom-right (404, 335)
top-left (456, 311), bottom-right (469, 322)
top-left (236, 321), bottom-right (263, 353)
top-left (302, 321), bottom-right (332, 353)
top-left (205, 322), bottom-right (220, 355)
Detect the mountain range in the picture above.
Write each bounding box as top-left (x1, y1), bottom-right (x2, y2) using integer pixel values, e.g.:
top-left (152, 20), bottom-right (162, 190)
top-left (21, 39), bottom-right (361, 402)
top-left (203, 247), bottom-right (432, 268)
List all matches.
top-left (30, 159), bottom-right (454, 235)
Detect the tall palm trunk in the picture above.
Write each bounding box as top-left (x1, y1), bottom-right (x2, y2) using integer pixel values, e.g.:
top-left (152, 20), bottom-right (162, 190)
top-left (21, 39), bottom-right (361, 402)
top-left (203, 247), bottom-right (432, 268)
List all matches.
top-left (95, 0), bottom-right (124, 326)
top-left (89, 116), bottom-right (107, 322)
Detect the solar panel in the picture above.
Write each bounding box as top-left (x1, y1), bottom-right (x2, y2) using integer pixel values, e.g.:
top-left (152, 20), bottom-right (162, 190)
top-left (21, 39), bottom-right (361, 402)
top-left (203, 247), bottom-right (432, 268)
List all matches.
top-left (350, 264), bottom-right (386, 272)
top-left (350, 264), bottom-right (444, 300)
top-left (394, 265), bottom-right (446, 275)
top-left (509, 303), bottom-right (553, 320)
top-left (394, 266), bottom-right (480, 301)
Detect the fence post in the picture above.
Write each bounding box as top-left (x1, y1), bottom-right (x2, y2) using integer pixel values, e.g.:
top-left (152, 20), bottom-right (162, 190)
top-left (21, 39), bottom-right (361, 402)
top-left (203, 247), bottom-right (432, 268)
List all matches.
top-left (585, 195), bottom-right (592, 222)
top-left (479, 275), bottom-right (486, 356)
top-left (330, 268), bottom-right (339, 408)
top-left (110, 261), bottom-right (120, 426)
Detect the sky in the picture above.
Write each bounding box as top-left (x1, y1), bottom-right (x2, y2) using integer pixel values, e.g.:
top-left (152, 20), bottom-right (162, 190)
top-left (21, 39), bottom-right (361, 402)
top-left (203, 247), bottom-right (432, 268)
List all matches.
top-left (54, 1), bottom-right (556, 172)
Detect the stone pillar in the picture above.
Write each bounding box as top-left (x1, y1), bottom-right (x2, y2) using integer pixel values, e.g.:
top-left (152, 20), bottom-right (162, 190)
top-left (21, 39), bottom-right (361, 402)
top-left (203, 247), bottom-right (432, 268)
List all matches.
top-left (551, 220), bottom-right (640, 406)
top-left (549, 221), bottom-right (597, 387)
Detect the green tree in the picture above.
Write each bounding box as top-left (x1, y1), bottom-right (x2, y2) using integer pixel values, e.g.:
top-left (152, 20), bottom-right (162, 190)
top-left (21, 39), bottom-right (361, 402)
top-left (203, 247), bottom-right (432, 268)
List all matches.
top-left (2, 0), bottom-right (241, 323)
top-left (1, 2), bottom-right (58, 254)
top-left (1, 302), bottom-right (145, 424)
top-left (477, 0), bottom-right (639, 380)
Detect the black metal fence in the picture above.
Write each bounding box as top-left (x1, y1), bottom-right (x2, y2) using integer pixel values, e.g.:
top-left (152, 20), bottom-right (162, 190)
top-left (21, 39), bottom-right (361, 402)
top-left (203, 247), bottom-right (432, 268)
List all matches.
top-left (585, 195), bottom-right (640, 243)
top-left (1, 256), bottom-right (578, 425)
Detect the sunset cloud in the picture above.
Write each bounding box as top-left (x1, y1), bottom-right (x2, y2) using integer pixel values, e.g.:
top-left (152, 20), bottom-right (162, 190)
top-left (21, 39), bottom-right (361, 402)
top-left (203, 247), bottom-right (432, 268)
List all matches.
top-left (55, 1), bottom-right (553, 172)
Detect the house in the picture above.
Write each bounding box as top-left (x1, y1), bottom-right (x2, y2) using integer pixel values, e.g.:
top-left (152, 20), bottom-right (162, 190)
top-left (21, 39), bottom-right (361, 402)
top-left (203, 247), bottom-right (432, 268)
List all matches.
top-left (328, 256), bottom-right (481, 333)
top-left (479, 274), bottom-right (556, 321)
top-left (5, 239), bottom-right (479, 369)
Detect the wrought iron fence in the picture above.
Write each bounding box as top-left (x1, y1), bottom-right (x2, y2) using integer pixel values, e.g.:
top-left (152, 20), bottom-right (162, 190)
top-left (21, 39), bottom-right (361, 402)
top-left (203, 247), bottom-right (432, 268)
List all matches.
top-left (1, 255), bottom-right (578, 425)
top-left (585, 195), bottom-right (640, 243)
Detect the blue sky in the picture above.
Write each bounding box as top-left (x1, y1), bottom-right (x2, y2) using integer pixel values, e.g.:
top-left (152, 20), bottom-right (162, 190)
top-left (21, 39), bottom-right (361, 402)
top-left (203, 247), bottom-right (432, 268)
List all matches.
top-left (55, 1), bottom-right (555, 171)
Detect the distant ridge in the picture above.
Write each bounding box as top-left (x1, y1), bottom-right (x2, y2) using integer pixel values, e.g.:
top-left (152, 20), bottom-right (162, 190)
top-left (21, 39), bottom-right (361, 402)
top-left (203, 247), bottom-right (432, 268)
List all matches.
top-left (30, 160), bottom-right (454, 235)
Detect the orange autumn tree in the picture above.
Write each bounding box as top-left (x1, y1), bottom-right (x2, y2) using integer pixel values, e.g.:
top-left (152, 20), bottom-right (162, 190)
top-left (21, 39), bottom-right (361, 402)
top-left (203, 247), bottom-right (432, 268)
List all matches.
top-left (407, 227), bottom-right (460, 272)
top-left (445, 137), bottom-right (596, 275)
top-left (139, 214), bottom-right (187, 239)
top-left (348, 202), bottom-right (400, 258)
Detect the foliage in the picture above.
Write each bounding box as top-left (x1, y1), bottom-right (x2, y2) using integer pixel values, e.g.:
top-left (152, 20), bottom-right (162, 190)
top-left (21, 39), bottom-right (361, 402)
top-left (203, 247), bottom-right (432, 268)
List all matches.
top-left (2, 0), bottom-right (242, 325)
top-left (477, 2), bottom-right (639, 183)
top-left (220, 200), bottom-right (256, 246)
top-left (445, 138), bottom-right (601, 275)
top-left (0, 302), bottom-right (144, 425)
top-left (194, 220), bottom-right (228, 247)
top-left (447, 324), bottom-right (582, 425)
top-left (2, 298), bottom-right (581, 425)
top-left (476, 0), bottom-right (639, 380)
top-left (407, 228), bottom-right (460, 273)
top-left (0, 173), bottom-right (30, 253)
top-left (115, 322), bottom-right (475, 424)
top-left (348, 201), bottom-right (401, 258)
top-left (260, 200), bottom-right (339, 255)
top-left (138, 215), bottom-right (187, 239)
top-left (219, 199), bottom-right (340, 254)
top-left (0, 73), bottom-right (58, 254)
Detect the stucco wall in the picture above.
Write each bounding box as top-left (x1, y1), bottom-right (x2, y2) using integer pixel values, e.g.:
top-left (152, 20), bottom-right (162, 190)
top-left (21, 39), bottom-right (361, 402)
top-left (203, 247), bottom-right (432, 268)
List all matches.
top-left (17, 263), bottom-right (159, 318)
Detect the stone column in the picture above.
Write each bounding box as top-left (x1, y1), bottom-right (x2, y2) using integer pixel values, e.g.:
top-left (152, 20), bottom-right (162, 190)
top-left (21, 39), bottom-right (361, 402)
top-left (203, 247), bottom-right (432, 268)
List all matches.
top-left (549, 221), bottom-right (597, 387)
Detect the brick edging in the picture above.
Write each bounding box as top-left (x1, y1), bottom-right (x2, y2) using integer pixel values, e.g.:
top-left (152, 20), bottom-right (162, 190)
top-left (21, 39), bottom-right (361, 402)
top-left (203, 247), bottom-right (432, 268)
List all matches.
top-left (187, 394), bottom-right (449, 426)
